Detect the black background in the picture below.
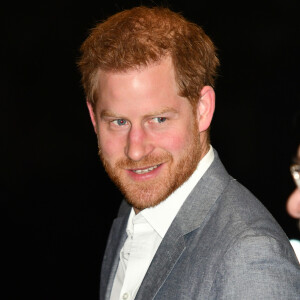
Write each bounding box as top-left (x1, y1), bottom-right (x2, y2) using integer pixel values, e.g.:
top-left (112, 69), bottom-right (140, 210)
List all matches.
top-left (3, 1), bottom-right (300, 299)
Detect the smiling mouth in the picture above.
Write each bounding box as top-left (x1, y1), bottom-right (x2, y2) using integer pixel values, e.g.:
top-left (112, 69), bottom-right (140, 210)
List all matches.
top-left (131, 164), bottom-right (161, 174)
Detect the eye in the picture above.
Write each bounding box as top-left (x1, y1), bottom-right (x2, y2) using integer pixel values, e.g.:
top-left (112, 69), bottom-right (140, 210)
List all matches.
top-left (112, 119), bottom-right (128, 126)
top-left (152, 117), bottom-right (167, 123)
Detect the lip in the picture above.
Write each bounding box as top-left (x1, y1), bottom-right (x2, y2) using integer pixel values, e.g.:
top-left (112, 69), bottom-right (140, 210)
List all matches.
top-left (126, 163), bottom-right (164, 181)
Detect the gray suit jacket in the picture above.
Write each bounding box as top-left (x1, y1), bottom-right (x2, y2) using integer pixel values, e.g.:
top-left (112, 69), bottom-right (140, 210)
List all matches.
top-left (100, 151), bottom-right (300, 299)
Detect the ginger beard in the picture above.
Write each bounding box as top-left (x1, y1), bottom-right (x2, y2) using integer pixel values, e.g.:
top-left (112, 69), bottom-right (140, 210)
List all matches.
top-left (98, 119), bottom-right (203, 211)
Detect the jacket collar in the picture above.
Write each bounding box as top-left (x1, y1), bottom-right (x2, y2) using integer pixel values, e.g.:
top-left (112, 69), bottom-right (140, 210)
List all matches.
top-left (135, 150), bottom-right (231, 299)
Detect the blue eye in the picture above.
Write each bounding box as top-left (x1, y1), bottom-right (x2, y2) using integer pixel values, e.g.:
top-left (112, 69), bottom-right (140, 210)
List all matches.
top-left (153, 117), bottom-right (167, 123)
top-left (112, 119), bottom-right (127, 126)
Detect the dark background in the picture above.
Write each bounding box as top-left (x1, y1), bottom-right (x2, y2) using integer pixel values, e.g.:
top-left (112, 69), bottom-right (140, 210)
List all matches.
top-left (3, 1), bottom-right (300, 299)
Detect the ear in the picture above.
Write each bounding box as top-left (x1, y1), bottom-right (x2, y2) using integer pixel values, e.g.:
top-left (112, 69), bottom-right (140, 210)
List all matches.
top-left (286, 188), bottom-right (300, 218)
top-left (86, 100), bottom-right (97, 134)
top-left (196, 86), bottom-right (215, 132)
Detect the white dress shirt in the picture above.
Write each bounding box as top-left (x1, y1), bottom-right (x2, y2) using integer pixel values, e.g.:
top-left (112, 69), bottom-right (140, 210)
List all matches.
top-left (290, 239), bottom-right (300, 262)
top-left (110, 146), bottom-right (214, 300)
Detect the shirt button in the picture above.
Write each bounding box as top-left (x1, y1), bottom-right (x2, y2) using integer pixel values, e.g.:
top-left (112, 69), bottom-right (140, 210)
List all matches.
top-left (122, 293), bottom-right (129, 299)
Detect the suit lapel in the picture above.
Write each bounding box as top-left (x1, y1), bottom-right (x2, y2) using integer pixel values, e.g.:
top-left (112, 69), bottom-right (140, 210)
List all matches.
top-left (101, 214), bottom-right (129, 300)
top-left (135, 151), bottom-right (231, 299)
top-left (134, 219), bottom-right (186, 300)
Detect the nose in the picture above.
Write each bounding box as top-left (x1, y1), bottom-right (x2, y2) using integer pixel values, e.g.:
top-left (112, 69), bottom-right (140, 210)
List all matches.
top-left (125, 125), bottom-right (154, 161)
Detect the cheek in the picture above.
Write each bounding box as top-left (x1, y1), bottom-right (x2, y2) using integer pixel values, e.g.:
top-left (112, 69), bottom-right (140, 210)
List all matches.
top-left (157, 131), bottom-right (192, 154)
top-left (98, 132), bottom-right (126, 160)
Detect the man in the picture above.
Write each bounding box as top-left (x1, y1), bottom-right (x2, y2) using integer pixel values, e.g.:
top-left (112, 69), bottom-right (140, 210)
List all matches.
top-left (78, 6), bottom-right (300, 299)
top-left (288, 145), bottom-right (300, 261)
top-left (288, 145), bottom-right (300, 219)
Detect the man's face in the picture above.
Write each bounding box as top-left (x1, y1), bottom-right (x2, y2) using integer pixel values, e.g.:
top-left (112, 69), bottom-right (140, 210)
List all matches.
top-left (89, 58), bottom-right (209, 213)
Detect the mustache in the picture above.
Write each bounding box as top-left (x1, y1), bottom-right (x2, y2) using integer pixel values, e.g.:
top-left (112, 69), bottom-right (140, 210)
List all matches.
top-left (115, 152), bottom-right (172, 169)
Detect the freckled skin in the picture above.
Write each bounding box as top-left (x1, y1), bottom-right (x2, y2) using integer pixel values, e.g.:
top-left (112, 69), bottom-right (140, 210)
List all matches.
top-left (88, 57), bottom-right (214, 213)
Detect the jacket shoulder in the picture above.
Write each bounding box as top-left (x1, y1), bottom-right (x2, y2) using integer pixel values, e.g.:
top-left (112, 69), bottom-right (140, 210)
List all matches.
top-left (207, 180), bottom-right (300, 298)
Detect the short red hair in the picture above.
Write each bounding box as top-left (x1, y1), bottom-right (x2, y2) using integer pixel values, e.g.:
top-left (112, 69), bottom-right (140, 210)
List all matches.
top-left (78, 6), bottom-right (219, 107)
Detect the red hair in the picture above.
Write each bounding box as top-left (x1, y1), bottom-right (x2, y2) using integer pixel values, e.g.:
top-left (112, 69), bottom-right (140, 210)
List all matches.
top-left (78, 6), bottom-right (219, 107)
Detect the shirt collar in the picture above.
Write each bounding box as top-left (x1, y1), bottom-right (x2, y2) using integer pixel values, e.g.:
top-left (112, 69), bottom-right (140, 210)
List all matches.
top-left (127, 145), bottom-right (214, 238)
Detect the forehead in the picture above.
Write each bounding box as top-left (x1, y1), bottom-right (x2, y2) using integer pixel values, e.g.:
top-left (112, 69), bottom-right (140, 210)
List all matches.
top-left (94, 57), bottom-right (189, 113)
top-left (99, 57), bottom-right (176, 90)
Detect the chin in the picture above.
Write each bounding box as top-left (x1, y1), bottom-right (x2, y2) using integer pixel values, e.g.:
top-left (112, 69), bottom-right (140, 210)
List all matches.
top-left (125, 189), bottom-right (172, 211)
top-left (119, 178), bottom-right (174, 211)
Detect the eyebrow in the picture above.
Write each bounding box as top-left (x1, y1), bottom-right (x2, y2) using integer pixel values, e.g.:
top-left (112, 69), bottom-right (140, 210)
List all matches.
top-left (100, 110), bottom-right (123, 119)
top-left (100, 107), bottom-right (178, 119)
top-left (143, 107), bottom-right (178, 118)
